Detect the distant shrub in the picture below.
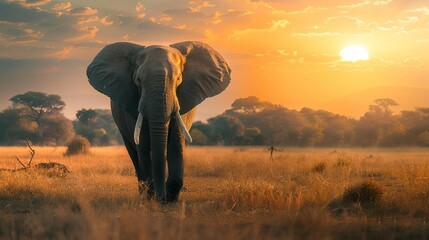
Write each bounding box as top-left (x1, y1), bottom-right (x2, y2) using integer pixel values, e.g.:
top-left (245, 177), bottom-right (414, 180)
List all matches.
top-left (312, 162), bottom-right (327, 173)
top-left (343, 180), bottom-right (383, 203)
top-left (65, 135), bottom-right (91, 156)
top-left (335, 158), bottom-right (351, 167)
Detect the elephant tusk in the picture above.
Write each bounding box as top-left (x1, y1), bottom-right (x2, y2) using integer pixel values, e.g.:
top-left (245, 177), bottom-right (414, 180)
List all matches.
top-left (134, 113), bottom-right (143, 145)
top-left (175, 111), bottom-right (192, 143)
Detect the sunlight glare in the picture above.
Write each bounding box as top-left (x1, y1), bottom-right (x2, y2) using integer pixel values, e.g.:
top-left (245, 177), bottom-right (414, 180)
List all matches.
top-left (340, 45), bottom-right (369, 62)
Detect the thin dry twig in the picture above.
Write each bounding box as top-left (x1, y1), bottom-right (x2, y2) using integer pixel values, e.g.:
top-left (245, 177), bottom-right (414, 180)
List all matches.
top-left (14, 157), bottom-right (27, 169)
top-left (13, 139), bottom-right (35, 169)
top-left (26, 139), bottom-right (35, 167)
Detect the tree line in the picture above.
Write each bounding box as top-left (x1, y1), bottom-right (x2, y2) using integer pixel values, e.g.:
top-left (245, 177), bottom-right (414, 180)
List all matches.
top-left (1, 92), bottom-right (429, 147)
top-left (190, 96), bottom-right (429, 147)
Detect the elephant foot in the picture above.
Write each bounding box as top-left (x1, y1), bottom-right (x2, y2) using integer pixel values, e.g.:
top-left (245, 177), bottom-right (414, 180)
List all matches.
top-left (165, 179), bottom-right (183, 203)
top-left (165, 192), bottom-right (180, 203)
top-left (153, 191), bottom-right (179, 204)
top-left (138, 181), bottom-right (155, 200)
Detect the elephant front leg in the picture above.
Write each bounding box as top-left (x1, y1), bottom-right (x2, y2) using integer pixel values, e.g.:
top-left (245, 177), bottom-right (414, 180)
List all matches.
top-left (137, 119), bottom-right (155, 199)
top-left (137, 149), bottom-right (154, 199)
top-left (166, 119), bottom-right (185, 202)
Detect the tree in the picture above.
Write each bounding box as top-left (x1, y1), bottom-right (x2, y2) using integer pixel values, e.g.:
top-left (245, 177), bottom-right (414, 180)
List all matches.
top-left (76, 109), bottom-right (98, 125)
top-left (74, 109), bottom-right (122, 146)
top-left (10, 91), bottom-right (65, 145)
top-left (356, 98), bottom-right (403, 146)
top-left (208, 115), bottom-right (245, 145)
top-left (0, 108), bottom-right (37, 145)
top-left (42, 113), bottom-right (75, 145)
top-left (301, 126), bottom-right (324, 146)
top-left (372, 98), bottom-right (398, 114)
top-left (417, 131), bottom-right (429, 146)
top-left (230, 96), bottom-right (273, 113)
top-left (242, 127), bottom-right (264, 145)
top-left (190, 129), bottom-right (209, 145)
top-left (300, 108), bottom-right (355, 146)
top-left (191, 121), bottom-right (215, 145)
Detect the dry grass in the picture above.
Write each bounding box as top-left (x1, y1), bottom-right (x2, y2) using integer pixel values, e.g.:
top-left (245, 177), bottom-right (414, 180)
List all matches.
top-left (1, 146), bottom-right (429, 239)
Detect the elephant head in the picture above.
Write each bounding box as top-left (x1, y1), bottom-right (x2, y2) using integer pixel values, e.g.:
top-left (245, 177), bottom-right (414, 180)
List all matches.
top-left (86, 41), bottom-right (231, 200)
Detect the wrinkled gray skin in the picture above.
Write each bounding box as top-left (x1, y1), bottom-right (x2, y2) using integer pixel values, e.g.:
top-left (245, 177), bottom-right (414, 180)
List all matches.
top-left (87, 42), bottom-right (231, 203)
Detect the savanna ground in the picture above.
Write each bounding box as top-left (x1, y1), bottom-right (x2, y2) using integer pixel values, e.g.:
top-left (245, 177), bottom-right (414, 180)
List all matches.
top-left (1, 146), bottom-right (429, 239)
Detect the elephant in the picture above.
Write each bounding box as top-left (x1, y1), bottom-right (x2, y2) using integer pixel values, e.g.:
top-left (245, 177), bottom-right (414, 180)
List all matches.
top-left (86, 41), bottom-right (231, 203)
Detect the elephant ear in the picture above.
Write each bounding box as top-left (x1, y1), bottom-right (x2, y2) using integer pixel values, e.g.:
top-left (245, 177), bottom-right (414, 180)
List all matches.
top-left (87, 42), bottom-right (145, 117)
top-left (170, 41), bottom-right (231, 114)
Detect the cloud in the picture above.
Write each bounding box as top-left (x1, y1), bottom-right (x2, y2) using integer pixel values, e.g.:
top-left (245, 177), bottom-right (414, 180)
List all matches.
top-left (163, 8), bottom-right (206, 19)
top-left (70, 7), bottom-right (97, 16)
top-left (135, 2), bottom-right (145, 12)
top-left (338, 1), bottom-right (371, 8)
top-left (229, 19), bottom-right (289, 40)
top-left (417, 38), bottom-right (429, 43)
top-left (0, 24), bottom-right (44, 43)
top-left (77, 16), bottom-right (113, 26)
top-left (189, 0), bottom-right (215, 12)
top-left (338, 0), bottom-right (392, 8)
top-left (137, 13), bottom-right (146, 19)
top-left (51, 2), bottom-right (71, 12)
top-left (209, 9), bottom-right (254, 25)
top-left (292, 32), bottom-right (372, 37)
top-left (172, 24), bottom-right (186, 30)
top-left (159, 15), bottom-right (172, 22)
top-left (286, 6), bottom-right (326, 15)
top-left (398, 16), bottom-right (419, 24)
top-left (220, 10), bottom-right (254, 18)
top-left (325, 16), bottom-right (365, 27)
top-left (0, 2), bottom-right (53, 23)
top-left (47, 46), bottom-right (73, 60)
top-left (111, 15), bottom-right (203, 42)
top-left (402, 57), bottom-right (424, 68)
top-left (8, 0), bottom-right (51, 7)
top-left (65, 26), bottom-right (99, 42)
top-left (292, 16), bottom-right (374, 37)
top-left (373, 0), bottom-right (392, 6)
top-left (404, 7), bottom-right (429, 15)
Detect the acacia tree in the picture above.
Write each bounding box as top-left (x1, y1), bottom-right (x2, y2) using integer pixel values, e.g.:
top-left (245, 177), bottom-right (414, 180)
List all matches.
top-left (356, 98), bottom-right (403, 146)
top-left (76, 109), bottom-right (97, 125)
top-left (10, 91), bottom-right (65, 145)
top-left (230, 96), bottom-right (273, 114)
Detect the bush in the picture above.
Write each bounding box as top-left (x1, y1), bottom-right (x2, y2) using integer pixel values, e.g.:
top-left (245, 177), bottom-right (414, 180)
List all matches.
top-left (312, 162), bottom-right (327, 173)
top-left (343, 180), bottom-right (384, 204)
top-left (65, 135), bottom-right (91, 156)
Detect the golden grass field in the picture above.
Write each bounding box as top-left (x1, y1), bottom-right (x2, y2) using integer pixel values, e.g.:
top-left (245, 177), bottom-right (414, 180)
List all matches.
top-left (1, 146), bottom-right (429, 239)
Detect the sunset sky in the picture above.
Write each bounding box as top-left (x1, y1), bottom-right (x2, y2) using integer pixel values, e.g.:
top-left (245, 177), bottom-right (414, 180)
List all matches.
top-left (1, 0), bottom-right (429, 120)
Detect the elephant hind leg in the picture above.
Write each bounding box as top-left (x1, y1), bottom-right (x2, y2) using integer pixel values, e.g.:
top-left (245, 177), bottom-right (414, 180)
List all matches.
top-left (166, 119), bottom-right (185, 203)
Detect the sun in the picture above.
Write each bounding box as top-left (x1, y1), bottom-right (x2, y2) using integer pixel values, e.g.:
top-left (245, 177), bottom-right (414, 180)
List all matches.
top-left (339, 45), bottom-right (369, 62)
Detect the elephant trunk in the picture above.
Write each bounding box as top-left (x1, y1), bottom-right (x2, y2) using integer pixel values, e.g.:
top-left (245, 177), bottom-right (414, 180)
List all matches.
top-left (149, 120), bottom-right (169, 201)
top-left (145, 77), bottom-right (175, 201)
